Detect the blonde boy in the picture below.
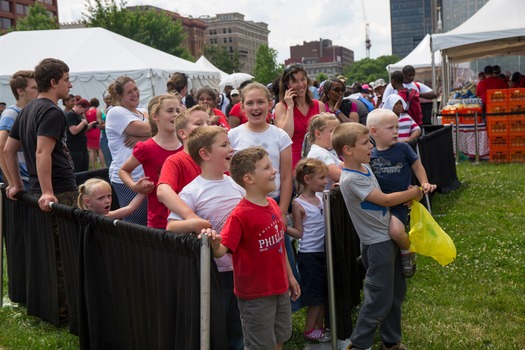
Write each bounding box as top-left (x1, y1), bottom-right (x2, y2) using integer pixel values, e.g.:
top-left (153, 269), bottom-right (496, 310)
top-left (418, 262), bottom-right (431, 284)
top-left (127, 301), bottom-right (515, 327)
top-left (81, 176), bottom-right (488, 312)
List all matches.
top-left (366, 109), bottom-right (436, 278)
top-left (205, 146), bottom-right (300, 350)
top-left (168, 125), bottom-right (244, 349)
top-left (332, 122), bottom-right (422, 350)
top-left (157, 105), bottom-right (210, 227)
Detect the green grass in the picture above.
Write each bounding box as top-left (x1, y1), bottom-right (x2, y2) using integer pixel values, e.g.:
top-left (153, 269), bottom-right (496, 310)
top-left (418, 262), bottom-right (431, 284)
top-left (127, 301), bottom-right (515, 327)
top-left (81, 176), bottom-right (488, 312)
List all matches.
top-left (2, 162), bottom-right (525, 349)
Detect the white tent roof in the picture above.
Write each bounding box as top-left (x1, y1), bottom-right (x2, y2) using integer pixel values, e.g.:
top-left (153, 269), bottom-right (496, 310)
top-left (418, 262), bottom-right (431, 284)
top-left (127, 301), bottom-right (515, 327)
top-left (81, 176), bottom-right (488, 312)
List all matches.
top-left (195, 55), bottom-right (229, 80)
top-left (0, 27), bottom-right (220, 106)
top-left (387, 35), bottom-right (442, 72)
top-left (431, 0), bottom-right (525, 62)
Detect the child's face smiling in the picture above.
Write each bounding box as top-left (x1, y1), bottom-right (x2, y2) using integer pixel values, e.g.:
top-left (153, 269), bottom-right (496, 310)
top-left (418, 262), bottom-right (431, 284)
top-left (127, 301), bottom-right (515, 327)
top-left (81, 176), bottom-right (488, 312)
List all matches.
top-left (251, 155), bottom-right (277, 195)
top-left (242, 88), bottom-right (270, 125)
top-left (156, 98), bottom-right (181, 133)
top-left (308, 170), bottom-right (328, 193)
top-left (207, 132), bottom-right (234, 173)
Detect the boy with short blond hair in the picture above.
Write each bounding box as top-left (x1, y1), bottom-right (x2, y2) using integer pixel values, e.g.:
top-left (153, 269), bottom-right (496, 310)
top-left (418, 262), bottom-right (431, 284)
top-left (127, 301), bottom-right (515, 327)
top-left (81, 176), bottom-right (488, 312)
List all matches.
top-left (205, 146), bottom-right (300, 350)
top-left (168, 125), bottom-right (244, 349)
top-left (332, 122), bottom-right (422, 350)
top-left (366, 109), bottom-right (436, 278)
top-left (156, 105), bottom-right (211, 227)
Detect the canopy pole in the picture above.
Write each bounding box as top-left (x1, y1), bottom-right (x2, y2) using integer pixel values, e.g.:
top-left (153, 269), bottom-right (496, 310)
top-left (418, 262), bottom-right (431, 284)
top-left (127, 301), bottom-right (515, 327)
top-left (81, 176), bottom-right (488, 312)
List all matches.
top-left (430, 36), bottom-right (438, 124)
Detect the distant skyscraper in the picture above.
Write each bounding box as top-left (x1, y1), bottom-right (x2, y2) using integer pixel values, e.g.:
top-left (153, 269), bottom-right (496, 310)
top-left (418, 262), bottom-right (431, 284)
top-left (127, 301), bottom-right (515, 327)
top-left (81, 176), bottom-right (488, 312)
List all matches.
top-left (441, 0), bottom-right (488, 32)
top-left (390, 0), bottom-right (434, 59)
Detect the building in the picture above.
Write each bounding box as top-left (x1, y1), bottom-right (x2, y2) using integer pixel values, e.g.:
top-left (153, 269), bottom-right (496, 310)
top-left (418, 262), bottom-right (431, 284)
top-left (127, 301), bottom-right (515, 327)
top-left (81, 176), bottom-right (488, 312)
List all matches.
top-left (285, 39), bottom-right (354, 78)
top-left (201, 12), bottom-right (269, 75)
top-left (0, 0), bottom-right (58, 31)
top-left (127, 6), bottom-right (207, 59)
top-left (390, 0), bottom-right (435, 59)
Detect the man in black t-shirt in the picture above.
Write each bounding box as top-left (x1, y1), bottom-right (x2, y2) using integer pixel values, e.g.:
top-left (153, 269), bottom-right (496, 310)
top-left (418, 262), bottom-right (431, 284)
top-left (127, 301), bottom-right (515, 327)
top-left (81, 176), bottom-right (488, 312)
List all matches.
top-left (4, 58), bottom-right (77, 211)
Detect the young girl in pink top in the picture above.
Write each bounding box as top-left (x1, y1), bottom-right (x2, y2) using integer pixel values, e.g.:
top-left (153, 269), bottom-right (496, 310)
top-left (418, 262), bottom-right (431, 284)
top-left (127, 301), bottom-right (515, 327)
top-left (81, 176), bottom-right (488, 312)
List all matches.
top-left (119, 94), bottom-right (183, 228)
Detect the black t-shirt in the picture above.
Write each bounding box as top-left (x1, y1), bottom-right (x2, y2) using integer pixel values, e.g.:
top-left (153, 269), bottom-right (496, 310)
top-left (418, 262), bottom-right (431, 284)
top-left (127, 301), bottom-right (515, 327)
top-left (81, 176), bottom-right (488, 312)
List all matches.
top-left (65, 110), bottom-right (88, 151)
top-left (10, 98), bottom-right (76, 194)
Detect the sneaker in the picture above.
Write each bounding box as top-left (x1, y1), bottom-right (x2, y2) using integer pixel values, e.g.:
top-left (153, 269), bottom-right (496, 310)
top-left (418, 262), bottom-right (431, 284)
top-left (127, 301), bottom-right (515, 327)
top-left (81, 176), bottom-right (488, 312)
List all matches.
top-left (401, 252), bottom-right (416, 278)
top-left (380, 342), bottom-right (407, 350)
top-left (303, 328), bottom-right (331, 343)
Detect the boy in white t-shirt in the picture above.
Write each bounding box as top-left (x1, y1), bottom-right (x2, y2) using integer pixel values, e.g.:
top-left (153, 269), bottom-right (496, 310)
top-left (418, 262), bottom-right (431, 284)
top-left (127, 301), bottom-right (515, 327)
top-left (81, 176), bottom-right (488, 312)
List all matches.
top-left (167, 125), bottom-right (244, 349)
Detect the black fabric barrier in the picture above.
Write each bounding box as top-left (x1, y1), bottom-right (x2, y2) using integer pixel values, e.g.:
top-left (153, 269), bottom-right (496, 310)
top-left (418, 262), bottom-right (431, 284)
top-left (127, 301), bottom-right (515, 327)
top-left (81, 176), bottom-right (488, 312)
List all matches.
top-left (418, 125), bottom-right (462, 194)
top-left (328, 187), bottom-right (365, 340)
top-left (50, 203), bottom-right (228, 350)
top-left (2, 188), bottom-right (27, 303)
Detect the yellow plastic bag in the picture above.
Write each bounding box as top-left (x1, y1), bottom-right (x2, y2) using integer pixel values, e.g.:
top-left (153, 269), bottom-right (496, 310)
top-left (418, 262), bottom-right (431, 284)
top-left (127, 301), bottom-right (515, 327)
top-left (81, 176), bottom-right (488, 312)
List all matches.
top-left (408, 200), bottom-right (456, 266)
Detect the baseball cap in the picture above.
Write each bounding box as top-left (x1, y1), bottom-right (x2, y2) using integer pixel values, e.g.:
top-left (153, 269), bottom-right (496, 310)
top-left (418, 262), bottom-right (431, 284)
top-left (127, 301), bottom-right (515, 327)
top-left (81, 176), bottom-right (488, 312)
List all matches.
top-left (374, 78), bottom-right (387, 89)
top-left (230, 89), bottom-right (240, 96)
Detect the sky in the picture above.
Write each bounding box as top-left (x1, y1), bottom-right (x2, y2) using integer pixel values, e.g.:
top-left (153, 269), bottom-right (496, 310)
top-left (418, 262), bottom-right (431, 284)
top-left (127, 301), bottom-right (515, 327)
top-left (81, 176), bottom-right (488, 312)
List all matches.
top-left (58, 0), bottom-right (393, 63)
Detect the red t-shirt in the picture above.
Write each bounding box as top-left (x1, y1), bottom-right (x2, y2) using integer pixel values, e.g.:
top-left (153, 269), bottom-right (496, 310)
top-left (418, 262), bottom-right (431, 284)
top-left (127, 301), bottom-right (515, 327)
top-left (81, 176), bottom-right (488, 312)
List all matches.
top-left (476, 76), bottom-right (508, 106)
top-left (220, 197), bottom-right (288, 300)
top-left (158, 151), bottom-right (201, 195)
top-left (133, 139), bottom-right (182, 229)
top-left (212, 108), bottom-right (231, 131)
top-left (229, 102), bottom-right (271, 125)
top-left (291, 99), bottom-right (320, 168)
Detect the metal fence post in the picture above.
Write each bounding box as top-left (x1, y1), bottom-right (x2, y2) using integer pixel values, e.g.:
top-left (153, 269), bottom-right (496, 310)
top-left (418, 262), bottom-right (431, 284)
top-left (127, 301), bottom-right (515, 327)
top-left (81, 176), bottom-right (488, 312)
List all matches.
top-left (200, 234), bottom-right (210, 350)
top-left (323, 190), bottom-right (337, 350)
top-left (474, 111), bottom-right (480, 164)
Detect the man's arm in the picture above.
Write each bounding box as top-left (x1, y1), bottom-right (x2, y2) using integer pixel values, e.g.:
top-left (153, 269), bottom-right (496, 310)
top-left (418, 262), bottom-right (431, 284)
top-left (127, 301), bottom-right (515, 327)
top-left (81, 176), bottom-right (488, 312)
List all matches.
top-left (36, 135), bottom-right (58, 211)
top-left (3, 136), bottom-right (24, 199)
top-left (0, 130), bottom-right (13, 186)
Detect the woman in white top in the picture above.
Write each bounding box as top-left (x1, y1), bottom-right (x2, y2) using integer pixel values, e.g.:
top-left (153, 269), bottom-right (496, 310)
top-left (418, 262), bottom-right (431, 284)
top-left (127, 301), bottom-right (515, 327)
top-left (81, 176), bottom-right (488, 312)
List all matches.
top-left (106, 76), bottom-right (153, 225)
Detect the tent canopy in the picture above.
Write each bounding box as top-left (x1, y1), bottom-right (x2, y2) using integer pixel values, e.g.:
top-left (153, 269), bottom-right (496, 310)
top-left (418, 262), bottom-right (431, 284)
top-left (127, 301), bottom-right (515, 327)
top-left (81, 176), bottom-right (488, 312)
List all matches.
top-left (431, 0), bottom-right (525, 62)
top-left (387, 35), bottom-right (442, 72)
top-left (195, 56), bottom-right (229, 80)
top-left (0, 27), bottom-right (220, 106)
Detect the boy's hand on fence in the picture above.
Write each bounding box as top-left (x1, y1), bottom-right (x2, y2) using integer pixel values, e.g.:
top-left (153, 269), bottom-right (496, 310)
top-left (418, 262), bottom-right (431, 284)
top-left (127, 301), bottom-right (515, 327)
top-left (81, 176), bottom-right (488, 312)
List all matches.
top-left (421, 182), bottom-right (437, 193)
top-left (39, 193), bottom-right (57, 212)
top-left (200, 228), bottom-right (222, 249)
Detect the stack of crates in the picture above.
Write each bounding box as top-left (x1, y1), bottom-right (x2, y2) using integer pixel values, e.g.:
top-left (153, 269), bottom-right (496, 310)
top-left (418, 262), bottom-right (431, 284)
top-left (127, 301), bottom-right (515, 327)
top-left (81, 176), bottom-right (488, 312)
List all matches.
top-left (487, 88), bottom-right (525, 163)
top-left (508, 88), bottom-right (525, 162)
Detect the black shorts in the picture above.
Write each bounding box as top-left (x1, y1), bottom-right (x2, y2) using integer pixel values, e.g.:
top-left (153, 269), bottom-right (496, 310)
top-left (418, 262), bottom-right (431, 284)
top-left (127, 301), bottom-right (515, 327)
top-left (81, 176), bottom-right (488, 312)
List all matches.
top-left (390, 204), bottom-right (409, 227)
top-left (297, 252), bottom-right (326, 306)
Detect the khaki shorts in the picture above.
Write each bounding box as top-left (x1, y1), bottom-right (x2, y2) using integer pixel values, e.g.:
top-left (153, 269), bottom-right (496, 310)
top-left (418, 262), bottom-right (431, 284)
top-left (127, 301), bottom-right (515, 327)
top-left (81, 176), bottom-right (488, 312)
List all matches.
top-left (237, 293), bottom-right (292, 350)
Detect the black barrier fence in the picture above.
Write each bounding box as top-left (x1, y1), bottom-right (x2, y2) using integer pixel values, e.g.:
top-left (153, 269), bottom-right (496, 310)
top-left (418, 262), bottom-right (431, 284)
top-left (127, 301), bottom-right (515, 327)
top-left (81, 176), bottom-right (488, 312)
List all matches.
top-left (0, 125), bottom-right (460, 347)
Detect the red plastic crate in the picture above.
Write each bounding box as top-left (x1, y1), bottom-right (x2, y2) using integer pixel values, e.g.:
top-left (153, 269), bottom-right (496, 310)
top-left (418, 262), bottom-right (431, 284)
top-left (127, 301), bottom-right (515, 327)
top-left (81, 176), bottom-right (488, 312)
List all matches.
top-left (509, 147), bottom-right (525, 163)
top-left (486, 115), bottom-right (509, 137)
top-left (508, 88), bottom-right (525, 104)
top-left (441, 115), bottom-right (458, 125)
top-left (509, 116), bottom-right (525, 133)
top-left (486, 103), bottom-right (508, 114)
top-left (489, 135), bottom-right (509, 148)
top-left (509, 133), bottom-right (525, 148)
top-left (489, 146), bottom-right (509, 163)
top-left (486, 89), bottom-right (508, 104)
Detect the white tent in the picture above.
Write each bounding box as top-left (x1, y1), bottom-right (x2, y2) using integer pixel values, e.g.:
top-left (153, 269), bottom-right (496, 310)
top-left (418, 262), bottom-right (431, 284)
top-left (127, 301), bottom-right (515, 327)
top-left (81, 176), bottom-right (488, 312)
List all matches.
top-left (0, 27), bottom-right (220, 107)
top-left (195, 55), bottom-right (229, 80)
top-left (387, 34), bottom-right (473, 87)
top-left (431, 0), bottom-right (525, 62)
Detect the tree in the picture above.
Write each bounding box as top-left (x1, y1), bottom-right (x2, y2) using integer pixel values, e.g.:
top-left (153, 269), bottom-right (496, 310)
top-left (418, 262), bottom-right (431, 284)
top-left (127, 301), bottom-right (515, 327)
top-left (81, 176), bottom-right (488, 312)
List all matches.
top-left (343, 55), bottom-right (400, 84)
top-left (202, 45), bottom-right (243, 74)
top-left (13, 2), bottom-right (58, 31)
top-left (253, 44), bottom-right (281, 85)
top-left (82, 0), bottom-right (193, 60)
top-left (316, 73), bottom-right (328, 83)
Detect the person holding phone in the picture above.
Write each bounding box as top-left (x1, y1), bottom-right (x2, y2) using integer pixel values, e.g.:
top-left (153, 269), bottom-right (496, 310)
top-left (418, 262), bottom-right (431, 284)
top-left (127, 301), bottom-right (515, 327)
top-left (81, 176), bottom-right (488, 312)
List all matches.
top-left (320, 78), bottom-right (359, 123)
top-left (274, 63), bottom-right (325, 169)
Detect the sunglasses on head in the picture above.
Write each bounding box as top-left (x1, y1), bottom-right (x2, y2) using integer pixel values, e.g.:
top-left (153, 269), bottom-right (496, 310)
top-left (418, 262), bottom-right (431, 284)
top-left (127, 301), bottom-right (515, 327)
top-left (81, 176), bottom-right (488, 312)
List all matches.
top-left (283, 63), bottom-right (304, 76)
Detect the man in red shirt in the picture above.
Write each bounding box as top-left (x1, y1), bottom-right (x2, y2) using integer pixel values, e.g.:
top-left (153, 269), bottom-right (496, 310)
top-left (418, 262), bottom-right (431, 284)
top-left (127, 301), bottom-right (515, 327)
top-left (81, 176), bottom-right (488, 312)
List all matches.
top-left (476, 65), bottom-right (508, 108)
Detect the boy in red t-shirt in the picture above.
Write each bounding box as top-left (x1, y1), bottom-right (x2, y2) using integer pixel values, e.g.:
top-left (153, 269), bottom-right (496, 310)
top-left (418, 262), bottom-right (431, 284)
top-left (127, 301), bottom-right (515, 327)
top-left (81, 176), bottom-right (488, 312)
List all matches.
top-left (204, 146), bottom-right (300, 350)
top-left (156, 105), bottom-right (211, 229)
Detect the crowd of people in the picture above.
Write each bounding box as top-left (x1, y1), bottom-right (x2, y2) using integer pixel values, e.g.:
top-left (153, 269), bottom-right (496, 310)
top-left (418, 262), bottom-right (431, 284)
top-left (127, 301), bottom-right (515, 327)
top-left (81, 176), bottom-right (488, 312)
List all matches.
top-left (1, 58), bottom-right (444, 350)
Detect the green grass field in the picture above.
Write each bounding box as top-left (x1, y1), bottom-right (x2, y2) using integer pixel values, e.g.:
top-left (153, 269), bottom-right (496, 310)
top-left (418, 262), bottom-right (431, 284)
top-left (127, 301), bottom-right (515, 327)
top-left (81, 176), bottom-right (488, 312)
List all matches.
top-left (2, 162), bottom-right (525, 349)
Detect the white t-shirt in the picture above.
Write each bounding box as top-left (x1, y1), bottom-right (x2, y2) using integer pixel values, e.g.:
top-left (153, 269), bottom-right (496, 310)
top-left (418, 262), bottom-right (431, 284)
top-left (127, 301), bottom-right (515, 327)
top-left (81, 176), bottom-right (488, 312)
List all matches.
top-left (295, 194), bottom-right (325, 253)
top-left (228, 124), bottom-right (292, 198)
top-left (106, 106), bottom-right (147, 183)
top-left (382, 82), bottom-right (433, 102)
top-left (168, 175), bottom-right (245, 272)
top-left (307, 144), bottom-right (342, 191)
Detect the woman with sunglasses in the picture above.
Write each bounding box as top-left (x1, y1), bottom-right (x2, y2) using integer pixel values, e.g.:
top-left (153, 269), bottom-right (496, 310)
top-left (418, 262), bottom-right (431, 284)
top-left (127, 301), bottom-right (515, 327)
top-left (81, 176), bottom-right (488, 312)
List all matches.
top-left (195, 86), bottom-right (230, 130)
top-left (320, 78), bottom-right (359, 123)
top-left (274, 64), bottom-right (325, 169)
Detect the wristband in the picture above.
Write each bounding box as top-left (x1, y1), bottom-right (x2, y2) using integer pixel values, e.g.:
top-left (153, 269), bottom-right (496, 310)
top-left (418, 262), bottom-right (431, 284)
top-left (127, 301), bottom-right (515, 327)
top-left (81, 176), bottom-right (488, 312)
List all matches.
top-left (334, 109), bottom-right (341, 115)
